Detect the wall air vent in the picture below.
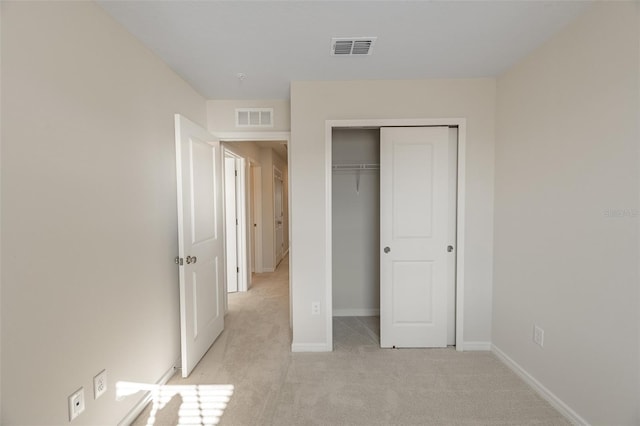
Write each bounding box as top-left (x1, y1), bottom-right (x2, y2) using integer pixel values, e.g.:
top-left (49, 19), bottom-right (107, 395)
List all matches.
top-left (331, 37), bottom-right (377, 56)
top-left (235, 108), bottom-right (274, 128)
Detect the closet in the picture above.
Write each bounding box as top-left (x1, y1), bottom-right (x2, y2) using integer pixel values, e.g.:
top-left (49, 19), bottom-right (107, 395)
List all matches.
top-left (332, 128), bottom-right (381, 321)
top-left (331, 126), bottom-right (459, 348)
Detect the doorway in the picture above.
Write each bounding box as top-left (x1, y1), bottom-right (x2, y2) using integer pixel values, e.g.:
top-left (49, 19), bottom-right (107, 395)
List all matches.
top-left (216, 133), bottom-right (292, 325)
top-left (325, 118), bottom-right (466, 350)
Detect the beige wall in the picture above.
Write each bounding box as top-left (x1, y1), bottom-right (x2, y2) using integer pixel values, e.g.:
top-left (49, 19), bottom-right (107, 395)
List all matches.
top-left (222, 141), bottom-right (262, 164)
top-left (493, 2), bottom-right (639, 425)
top-left (207, 99), bottom-right (290, 133)
top-left (290, 79), bottom-right (496, 349)
top-left (1, 2), bottom-right (207, 424)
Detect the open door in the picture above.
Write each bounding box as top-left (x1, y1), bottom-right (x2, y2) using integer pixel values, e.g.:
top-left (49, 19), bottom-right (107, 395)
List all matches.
top-left (380, 126), bottom-right (450, 348)
top-left (175, 114), bottom-right (225, 377)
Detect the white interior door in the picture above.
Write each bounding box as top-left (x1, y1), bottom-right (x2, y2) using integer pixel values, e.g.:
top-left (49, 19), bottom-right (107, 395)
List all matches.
top-left (224, 155), bottom-right (239, 293)
top-left (249, 164), bottom-right (256, 275)
top-left (380, 126), bottom-right (451, 348)
top-left (274, 168), bottom-right (284, 264)
top-left (175, 114), bottom-right (225, 377)
top-left (252, 165), bottom-right (263, 273)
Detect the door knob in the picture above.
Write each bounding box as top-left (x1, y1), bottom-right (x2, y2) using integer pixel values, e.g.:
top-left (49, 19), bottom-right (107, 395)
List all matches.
top-left (186, 256), bottom-right (197, 264)
top-left (185, 256), bottom-right (192, 264)
top-left (447, 245), bottom-right (454, 253)
top-left (384, 246), bottom-right (391, 254)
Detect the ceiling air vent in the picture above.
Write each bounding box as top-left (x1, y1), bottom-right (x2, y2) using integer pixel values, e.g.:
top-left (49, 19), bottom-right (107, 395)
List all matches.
top-left (331, 37), bottom-right (377, 56)
top-left (236, 108), bottom-right (274, 128)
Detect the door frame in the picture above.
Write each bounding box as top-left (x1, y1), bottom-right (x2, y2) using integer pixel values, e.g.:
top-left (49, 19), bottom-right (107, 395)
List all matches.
top-left (214, 131), bottom-right (292, 327)
top-left (273, 165), bottom-right (284, 266)
top-left (249, 161), bottom-right (263, 276)
top-left (223, 148), bottom-right (248, 295)
top-left (325, 118), bottom-right (467, 351)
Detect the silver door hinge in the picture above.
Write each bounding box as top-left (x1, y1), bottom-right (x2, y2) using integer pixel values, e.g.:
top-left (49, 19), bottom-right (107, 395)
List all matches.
top-left (175, 256), bottom-right (184, 266)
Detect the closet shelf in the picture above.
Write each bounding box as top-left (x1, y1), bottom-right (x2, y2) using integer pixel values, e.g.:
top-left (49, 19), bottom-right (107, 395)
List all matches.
top-left (332, 163), bottom-right (379, 194)
top-left (332, 163), bottom-right (380, 172)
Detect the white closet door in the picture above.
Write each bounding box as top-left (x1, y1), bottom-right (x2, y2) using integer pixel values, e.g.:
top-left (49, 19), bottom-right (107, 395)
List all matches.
top-left (380, 126), bottom-right (450, 348)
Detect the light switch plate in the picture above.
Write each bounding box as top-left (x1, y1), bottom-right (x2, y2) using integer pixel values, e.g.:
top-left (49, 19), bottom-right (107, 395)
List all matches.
top-left (93, 369), bottom-right (107, 400)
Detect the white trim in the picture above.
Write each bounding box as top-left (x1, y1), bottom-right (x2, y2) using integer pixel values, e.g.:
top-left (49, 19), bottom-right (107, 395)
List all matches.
top-left (291, 342), bottom-right (332, 352)
top-left (325, 122), bottom-right (334, 352)
top-left (286, 136), bottom-right (293, 329)
top-left (332, 308), bottom-right (380, 317)
top-left (261, 267), bottom-right (275, 273)
top-left (117, 361), bottom-right (178, 426)
top-left (236, 157), bottom-right (248, 292)
top-left (273, 165), bottom-right (285, 265)
top-left (325, 118), bottom-right (467, 352)
top-left (222, 149), bottom-right (249, 294)
top-left (455, 121), bottom-right (467, 352)
top-left (492, 344), bottom-right (589, 426)
top-left (461, 341), bottom-right (491, 351)
top-left (213, 131), bottom-right (290, 142)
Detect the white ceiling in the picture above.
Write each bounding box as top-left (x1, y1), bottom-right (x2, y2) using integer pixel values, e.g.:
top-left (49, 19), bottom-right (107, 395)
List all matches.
top-left (98, 1), bottom-right (590, 100)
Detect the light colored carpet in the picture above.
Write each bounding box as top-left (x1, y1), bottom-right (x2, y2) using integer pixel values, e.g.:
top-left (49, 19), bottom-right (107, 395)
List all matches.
top-left (133, 256), bottom-right (570, 425)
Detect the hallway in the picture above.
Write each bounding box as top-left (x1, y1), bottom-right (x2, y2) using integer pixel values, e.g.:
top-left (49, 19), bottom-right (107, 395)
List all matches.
top-left (133, 255), bottom-right (569, 425)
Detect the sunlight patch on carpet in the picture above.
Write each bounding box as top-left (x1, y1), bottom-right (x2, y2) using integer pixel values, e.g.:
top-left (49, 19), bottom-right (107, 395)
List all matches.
top-left (117, 381), bottom-right (234, 426)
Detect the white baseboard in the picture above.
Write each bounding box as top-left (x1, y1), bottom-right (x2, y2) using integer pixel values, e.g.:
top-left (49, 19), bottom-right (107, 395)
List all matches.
top-left (332, 308), bottom-right (380, 317)
top-left (117, 360), bottom-right (179, 426)
top-left (462, 341), bottom-right (492, 351)
top-left (492, 344), bottom-right (588, 426)
top-left (291, 342), bottom-right (332, 352)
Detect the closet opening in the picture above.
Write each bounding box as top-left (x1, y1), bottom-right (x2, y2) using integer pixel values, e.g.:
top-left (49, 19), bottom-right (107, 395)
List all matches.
top-left (330, 125), bottom-right (459, 350)
top-left (332, 128), bottom-right (381, 348)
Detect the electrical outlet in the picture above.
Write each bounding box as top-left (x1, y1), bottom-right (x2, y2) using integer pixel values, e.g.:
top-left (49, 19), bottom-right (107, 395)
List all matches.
top-left (68, 387), bottom-right (85, 421)
top-left (311, 301), bottom-right (320, 315)
top-left (533, 325), bottom-right (544, 347)
top-left (94, 369), bottom-right (107, 400)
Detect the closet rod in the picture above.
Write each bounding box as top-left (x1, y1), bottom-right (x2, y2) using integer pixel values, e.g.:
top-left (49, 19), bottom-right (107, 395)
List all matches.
top-left (332, 163), bottom-right (379, 194)
top-left (331, 163), bottom-right (380, 172)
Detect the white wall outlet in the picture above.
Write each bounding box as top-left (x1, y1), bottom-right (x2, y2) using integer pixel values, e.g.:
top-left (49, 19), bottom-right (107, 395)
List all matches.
top-left (311, 301), bottom-right (320, 315)
top-left (68, 387), bottom-right (85, 421)
top-left (93, 369), bottom-right (107, 400)
top-left (533, 325), bottom-right (544, 347)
